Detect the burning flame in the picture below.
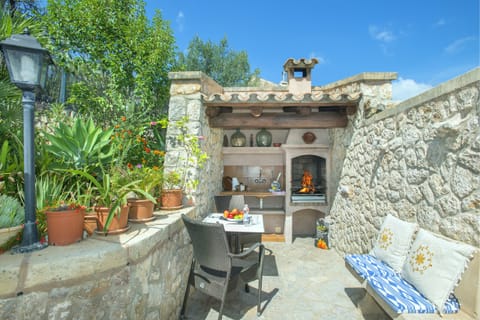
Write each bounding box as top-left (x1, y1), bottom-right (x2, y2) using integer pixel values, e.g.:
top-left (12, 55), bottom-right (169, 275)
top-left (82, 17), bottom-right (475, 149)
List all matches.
top-left (299, 170), bottom-right (315, 193)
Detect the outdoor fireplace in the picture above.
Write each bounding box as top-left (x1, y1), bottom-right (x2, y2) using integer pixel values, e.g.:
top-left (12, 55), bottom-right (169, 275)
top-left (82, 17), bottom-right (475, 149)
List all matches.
top-left (291, 155), bottom-right (326, 203)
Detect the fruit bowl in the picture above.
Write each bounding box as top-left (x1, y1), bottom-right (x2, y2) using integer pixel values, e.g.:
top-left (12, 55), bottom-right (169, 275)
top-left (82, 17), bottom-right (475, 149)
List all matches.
top-left (223, 216), bottom-right (244, 223)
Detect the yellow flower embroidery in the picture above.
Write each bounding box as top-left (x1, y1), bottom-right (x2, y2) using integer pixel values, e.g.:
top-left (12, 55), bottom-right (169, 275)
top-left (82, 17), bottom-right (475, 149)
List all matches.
top-left (409, 245), bottom-right (434, 274)
top-left (379, 228), bottom-right (393, 250)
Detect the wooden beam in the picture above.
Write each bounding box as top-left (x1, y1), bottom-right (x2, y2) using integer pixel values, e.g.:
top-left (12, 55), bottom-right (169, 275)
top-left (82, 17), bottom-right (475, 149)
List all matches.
top-left (208, 112), bottom-right (348, 128)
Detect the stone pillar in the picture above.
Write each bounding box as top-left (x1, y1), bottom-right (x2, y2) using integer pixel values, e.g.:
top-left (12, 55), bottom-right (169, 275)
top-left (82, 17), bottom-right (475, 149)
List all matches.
top-left (166, 72), bottom-right (224, 216)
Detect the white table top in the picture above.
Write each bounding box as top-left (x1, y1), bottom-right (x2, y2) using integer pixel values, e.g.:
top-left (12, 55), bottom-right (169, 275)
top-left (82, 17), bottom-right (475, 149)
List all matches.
top-left (203, 213), bottom-right (264, 233)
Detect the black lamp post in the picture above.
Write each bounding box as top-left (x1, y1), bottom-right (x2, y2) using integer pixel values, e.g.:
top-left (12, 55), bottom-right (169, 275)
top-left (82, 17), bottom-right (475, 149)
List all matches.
top-left (0, 29), bottom-right (51, 253)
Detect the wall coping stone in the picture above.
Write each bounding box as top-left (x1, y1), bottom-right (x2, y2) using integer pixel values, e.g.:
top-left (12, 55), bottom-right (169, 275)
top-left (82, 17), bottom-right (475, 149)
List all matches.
top-left (319, 72), bottom-right (398, 90)
top-left (367, 67), bottom-right (480, 124)
top-left (0, 208), bottom-right (195, 299)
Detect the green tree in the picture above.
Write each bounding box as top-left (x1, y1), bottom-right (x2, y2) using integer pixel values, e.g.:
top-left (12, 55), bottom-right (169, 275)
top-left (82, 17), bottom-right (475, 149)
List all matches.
top-left (178, 35), bottom-right (260, 87)
top-left (41, 0), bottom-right (177, 122)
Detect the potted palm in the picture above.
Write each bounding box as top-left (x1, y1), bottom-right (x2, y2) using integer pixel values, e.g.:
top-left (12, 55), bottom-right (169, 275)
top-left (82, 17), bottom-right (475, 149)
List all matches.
top-left (36, 174), bottom-right (86, 246)
top-left (69, 166), bottom-right (156, 234)
top-left (127, 165), bottom-right (163, 221)
top-left (160, 117), bottom-right (208, 209)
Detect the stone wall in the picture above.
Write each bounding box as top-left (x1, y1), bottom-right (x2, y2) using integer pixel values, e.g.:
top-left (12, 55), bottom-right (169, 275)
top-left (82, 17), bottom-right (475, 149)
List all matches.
top-left (329, 68), bottom-right (480, 254)
top-left (165, 72), bottom-right (224, 217)
top-left (0, 208), bottom-right (195, 320)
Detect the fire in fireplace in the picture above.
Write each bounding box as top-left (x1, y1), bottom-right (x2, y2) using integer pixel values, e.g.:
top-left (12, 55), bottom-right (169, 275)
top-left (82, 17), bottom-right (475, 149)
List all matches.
top-left (291, 155), bottom-right (326, 203)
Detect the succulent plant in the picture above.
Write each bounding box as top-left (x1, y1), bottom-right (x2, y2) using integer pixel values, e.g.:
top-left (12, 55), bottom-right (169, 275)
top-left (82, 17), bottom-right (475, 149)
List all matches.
top-left (0, 195), bottom-right (24, 228)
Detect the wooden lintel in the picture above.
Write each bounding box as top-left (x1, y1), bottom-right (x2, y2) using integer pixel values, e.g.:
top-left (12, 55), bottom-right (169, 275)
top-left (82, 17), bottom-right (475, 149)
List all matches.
top-left (297, 107), bottom-right (311, 115)
top-left (208, 112), bottom-right (348, 128)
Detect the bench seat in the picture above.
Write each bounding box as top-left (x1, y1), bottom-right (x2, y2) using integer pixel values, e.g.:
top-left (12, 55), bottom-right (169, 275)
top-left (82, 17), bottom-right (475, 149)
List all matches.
top-left (345, 253), bottom-right (461, 316)
top-left (367, 271), bottom-right (459, 314)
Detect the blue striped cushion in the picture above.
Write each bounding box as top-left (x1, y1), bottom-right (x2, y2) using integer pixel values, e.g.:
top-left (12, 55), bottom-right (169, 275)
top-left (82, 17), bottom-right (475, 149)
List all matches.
top-left (367, 274), bottom-right (460, 314)
top-left (345, 254), bottom-right (398, 281)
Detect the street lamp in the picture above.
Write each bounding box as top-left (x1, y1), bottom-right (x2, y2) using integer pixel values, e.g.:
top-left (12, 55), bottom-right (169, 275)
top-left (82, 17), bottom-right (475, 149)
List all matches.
top-left (0, 29), bottom-right (51, 253)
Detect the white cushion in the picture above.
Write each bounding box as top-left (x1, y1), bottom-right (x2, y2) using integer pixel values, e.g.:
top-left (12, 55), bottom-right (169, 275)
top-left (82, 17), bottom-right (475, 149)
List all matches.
top-left (370, 214), bottom-right (418, 273)
top-left (402, 228), bottom-right (477, 311)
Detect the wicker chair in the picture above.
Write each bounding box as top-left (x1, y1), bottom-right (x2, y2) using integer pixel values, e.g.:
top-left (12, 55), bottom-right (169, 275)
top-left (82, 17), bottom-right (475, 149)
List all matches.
top-left (180, 214), bottom-right (265, 320)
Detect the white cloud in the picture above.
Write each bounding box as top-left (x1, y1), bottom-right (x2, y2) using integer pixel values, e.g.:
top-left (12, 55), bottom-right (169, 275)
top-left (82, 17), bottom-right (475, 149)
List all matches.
top-left (392, 77), bottom-right (433, 101)
top-left (176, 11), bottom-right (185, 32)
top-left (444, 36), bottom-right (476, 54)
top-left (369, 25), bottom-right (395, 43)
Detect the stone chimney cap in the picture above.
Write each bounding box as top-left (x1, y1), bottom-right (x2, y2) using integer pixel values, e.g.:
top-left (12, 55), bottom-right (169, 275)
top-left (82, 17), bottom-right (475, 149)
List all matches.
top-left (283, 58), bottom-right (319, 71)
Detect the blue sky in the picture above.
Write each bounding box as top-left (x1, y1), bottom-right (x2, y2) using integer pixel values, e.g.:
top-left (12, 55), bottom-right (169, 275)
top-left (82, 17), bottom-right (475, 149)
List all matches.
top-left (147, 0), bottom-right (479, 101)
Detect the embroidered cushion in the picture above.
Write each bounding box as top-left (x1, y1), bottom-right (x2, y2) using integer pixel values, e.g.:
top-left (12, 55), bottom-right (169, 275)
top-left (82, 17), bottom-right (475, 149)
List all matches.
top-left (370, 214), bottom-right (418, 272)
top-left (401, 229), bottom-right (476, 311)
top-left (367, 273), bottom-right (460, 314)
top-left (345, 254), bottom-right (397, 282)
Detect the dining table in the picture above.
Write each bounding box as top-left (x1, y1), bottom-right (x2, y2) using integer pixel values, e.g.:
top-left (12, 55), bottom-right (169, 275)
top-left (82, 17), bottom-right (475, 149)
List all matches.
top-left (203, 213), bottom-right (264, 253)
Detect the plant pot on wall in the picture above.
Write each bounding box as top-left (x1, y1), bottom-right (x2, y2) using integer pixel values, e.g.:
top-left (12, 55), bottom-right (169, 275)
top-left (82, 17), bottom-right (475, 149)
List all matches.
top-left (128, 199), bottom-right (155, 222)
top-left (95, 205), bottom-right (129, 235)
top-left (160, 189), bottom-right (183, 210)
top-left (46, 208), bottom-right (84, 246)
top-left (83, 212), bottom-right (97, 236)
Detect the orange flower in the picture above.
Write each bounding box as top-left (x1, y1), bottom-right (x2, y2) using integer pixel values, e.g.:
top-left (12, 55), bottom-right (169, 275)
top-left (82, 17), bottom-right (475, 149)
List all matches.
top-left (121, 116), bottom-right (126, 121)
top-left (144, 147), bottom-right (151, 153)
top-left (127, 163), bottom-right (133, 169)
top-left (115, 124), bottom-right (120, 128)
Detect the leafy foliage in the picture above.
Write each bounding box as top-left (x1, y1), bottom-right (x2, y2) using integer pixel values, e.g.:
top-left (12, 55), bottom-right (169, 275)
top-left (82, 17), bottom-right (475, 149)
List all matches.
top-left (178, 35), bottom-right (260, 87)
top-left (41, 0), bottom-right (177, 120)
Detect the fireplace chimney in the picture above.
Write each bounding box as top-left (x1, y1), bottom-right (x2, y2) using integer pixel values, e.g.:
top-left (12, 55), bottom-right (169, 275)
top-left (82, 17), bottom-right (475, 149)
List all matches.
top-left (283, 58), bottom-right (318, 95)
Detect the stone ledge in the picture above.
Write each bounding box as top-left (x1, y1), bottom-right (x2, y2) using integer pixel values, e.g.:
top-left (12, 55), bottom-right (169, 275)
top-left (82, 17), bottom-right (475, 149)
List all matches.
top-left (0, 207), bottom-right (195, 298)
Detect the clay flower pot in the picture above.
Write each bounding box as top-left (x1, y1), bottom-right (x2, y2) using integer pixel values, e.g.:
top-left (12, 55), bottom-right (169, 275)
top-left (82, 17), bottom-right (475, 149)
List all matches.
top-left (127, 199), bottom-right (155, 222)
top-left (95, 205), bottom-right (129, 235)
top-left (160, 189), bottom-right (183, 210)
top-left (46, 208), bottom-right (84, 246)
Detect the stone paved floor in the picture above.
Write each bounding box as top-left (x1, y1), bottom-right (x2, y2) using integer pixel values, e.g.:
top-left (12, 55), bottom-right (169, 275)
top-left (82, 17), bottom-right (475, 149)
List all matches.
top-left (181, 237), bottom-right (389, 320)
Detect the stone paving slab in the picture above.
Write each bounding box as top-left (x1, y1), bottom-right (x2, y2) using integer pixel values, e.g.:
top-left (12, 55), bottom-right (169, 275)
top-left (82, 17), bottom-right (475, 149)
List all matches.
top-left (182, 237), bottom-right (389, 320)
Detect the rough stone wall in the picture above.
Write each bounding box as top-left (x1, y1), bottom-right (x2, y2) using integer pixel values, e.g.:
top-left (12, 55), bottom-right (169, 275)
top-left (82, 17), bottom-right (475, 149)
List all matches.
top-left (0, 209), bottom-right (195, 320)
top-left (166, 72), bottom-right (224, 217)
top-left (329, 69), bottom-right (480, 254)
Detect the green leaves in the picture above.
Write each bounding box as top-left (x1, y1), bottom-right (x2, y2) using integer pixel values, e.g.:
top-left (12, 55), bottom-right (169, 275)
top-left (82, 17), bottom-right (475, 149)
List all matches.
top-left (43, 117), bottom-right (114, 171)
top-left (178, 35), bottom-right (259, 87)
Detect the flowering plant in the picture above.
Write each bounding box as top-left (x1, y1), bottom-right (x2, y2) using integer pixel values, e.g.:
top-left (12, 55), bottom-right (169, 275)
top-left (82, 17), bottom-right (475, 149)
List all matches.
top-left (127, 164), bottom-right (163, 199)
top-left (112, 115), bottom-right (168, 169)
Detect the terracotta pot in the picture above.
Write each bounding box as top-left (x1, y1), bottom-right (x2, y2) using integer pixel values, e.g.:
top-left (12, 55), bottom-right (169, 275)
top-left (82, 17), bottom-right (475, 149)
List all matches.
top-left (95, 205), bottom-right (129, 234)
top-left (160, 189), bottom-right (183, 210)
top-left (83, 213), bottom-right (97, 235)
top-left (46, 208), bottom-right (84, 246)
top-left (127, 199), bottom-right (155, 221)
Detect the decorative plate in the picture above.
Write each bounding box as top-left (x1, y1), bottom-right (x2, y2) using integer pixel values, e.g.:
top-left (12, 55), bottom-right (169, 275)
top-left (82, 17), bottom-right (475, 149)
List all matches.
top-left (302, 132), bottom-right (316, 144)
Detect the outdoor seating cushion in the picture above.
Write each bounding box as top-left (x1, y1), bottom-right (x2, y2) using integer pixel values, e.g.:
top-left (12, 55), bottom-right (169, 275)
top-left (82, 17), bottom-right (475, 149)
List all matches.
top-left (344, 253), bottom-right (398, 281)
top-left (367, 272), bottom-right (460, 314)
top-left (370, 214), bottom-right (418, 273)
top-left (401, 228), bottom-right (477, 312)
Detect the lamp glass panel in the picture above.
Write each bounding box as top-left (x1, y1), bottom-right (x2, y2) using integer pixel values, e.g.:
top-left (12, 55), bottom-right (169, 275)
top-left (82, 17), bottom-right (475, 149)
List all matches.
top-left (4, 48), bottom-right (42, 85)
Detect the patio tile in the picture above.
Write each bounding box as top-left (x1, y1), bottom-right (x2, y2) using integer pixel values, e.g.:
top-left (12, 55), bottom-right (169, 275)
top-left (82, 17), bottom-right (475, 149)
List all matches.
top-left (182, 237), bottom-right (388, 319)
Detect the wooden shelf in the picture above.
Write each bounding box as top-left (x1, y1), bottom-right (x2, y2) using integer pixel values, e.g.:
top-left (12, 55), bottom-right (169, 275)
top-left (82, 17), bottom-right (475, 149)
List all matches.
top-left (219, 191), bottom-right (285, 197)
top-left (222, 147), bottom-right (284, 154)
